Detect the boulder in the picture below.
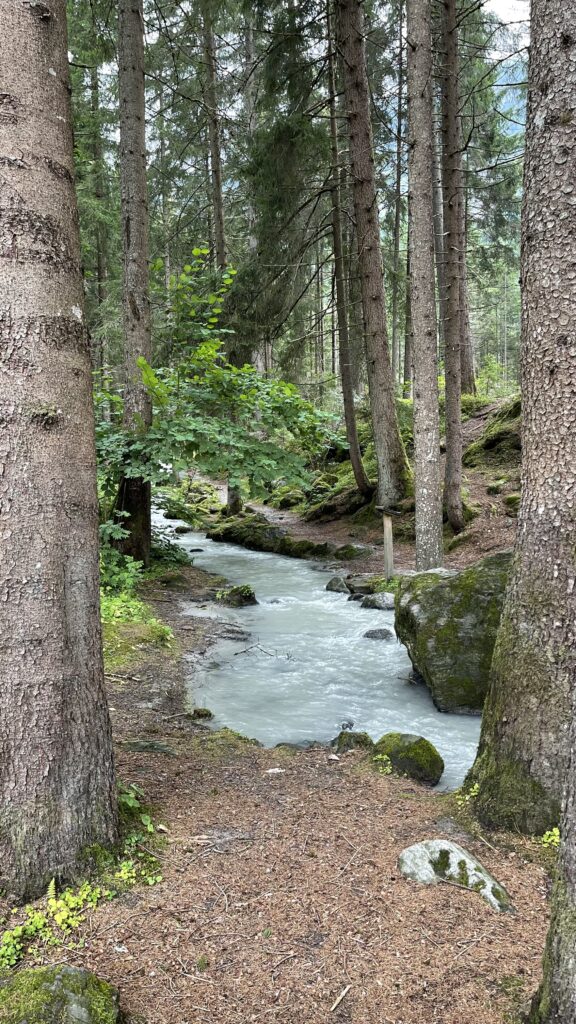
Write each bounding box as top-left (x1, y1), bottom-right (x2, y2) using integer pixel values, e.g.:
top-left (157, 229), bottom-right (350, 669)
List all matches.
top-left (394, 551), bottom-right (512, 713)
top-left (0, 966), bottom-right (120, 1023)
top-left (361, 592), bottom-right (395, 610)
top-left (398, 839), bottom-right (512, 912)
top-left (363, 628), bottom-right (395, 641)
top-left (326, 576), bottom-right (351, 594)
top-left (332, 730), bottom-right (375, 754)
top-left (374, 732), bottom-right (444, 785)
top-left (207, 513), bottom-right (335, 561)
top-left (216, 585), bottom-right (258, 607)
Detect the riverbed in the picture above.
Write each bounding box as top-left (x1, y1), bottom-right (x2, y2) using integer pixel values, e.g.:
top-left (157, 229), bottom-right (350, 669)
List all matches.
top-left (163, 519), bottom-right (481, 790)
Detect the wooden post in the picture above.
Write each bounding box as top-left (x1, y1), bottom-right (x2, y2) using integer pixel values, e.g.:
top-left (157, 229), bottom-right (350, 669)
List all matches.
top-left (376, 506), bottom-right (400, 580)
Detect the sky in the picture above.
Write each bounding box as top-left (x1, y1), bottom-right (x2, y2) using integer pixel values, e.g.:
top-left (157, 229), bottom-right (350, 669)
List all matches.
top-left (486, 0), bottom-right (529, 25)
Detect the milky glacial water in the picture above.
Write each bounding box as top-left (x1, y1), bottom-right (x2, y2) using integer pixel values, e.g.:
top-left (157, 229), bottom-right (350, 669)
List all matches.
top-left (163, 520), bottom-right (481, 790)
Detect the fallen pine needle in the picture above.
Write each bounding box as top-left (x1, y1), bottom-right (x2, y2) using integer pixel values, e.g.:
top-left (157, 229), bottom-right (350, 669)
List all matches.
top-left (331, 985), bottom-right (351, 1012)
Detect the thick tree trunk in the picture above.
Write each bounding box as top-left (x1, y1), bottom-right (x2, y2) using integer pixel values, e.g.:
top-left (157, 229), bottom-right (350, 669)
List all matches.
top-left (407, 0), bottom-right (444, 570)
top-left (89, 60), bottom-right (108, 370)
top-left (117, 0), bottom-right (152, 566)
top-left (0, 0), bottom-right (118, 900)
top-left (440, 0), bottom-right (465, 533)
top-left (467, 0), bottom-right (576, 838)
top-left (328, 5), bottom-right (372, 499)
top-left (336, 0), bottom-right (408, 507)
top-left (391, 2), bottom-right (404, 387)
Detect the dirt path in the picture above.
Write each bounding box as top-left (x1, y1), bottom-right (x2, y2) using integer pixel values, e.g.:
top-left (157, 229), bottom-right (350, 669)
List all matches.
top-left (26, 566), bottom-right (547, 1024)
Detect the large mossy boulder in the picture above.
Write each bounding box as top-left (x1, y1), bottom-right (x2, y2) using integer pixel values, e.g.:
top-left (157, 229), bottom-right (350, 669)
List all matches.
top-left (0, 966), bottom-right (120, 1024)
top-left (207, 512), bottom-right (354, 561)
top-left (216, 584), bottom-right (258, 607)
top-left (374, 732), bottom-right (444, 785)
top-left (333, 730), bottom-right (375, 754)
top-left (395, 551), bottom-right (512, 713)
top-left (463, 397), bottom-right (521, 468)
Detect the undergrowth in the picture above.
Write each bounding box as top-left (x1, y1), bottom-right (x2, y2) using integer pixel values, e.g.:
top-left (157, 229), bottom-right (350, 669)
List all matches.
top-left (0, 784), bottom-right (164, 972)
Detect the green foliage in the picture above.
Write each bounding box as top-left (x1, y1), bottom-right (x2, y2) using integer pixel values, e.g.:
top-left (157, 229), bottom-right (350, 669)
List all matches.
top-left (0, 784), bottom-right (164, 972)
top-left (372, 753), bottom-right (393, 776)
top-left (540, 827), bottom-right (560, 850)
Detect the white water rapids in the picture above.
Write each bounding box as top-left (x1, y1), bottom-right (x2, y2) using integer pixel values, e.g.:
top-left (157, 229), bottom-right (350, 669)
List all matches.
top-left (163, 518), bottom-right (481, 790)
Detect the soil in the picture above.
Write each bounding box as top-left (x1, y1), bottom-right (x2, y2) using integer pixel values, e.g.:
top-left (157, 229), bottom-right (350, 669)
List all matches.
top-left (10, 561), bottom-right (549, 1024)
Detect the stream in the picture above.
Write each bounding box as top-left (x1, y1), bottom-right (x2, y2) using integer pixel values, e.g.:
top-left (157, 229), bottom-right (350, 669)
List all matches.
top-left (162, 517), bottom-right (481, 790)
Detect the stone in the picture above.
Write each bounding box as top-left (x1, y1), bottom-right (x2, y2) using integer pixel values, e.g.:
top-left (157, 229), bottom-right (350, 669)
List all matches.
top-left (191, 707), bottom-right (213, 720)
top-left (363, 628), bottom-right (395, 641)
top-left (333, 730), bottom-right (375, 754)
top-left (207, 513), bottom-right (336, 561)
top-left (374, 732), bottom-right (444, 785)
top-left (361, 592), bottom-right (395, 610)
top-left (0, 966), bottom-right (120, 1023)
top-left (216, 585), bottom-right (258, 607)
top-left (347, 593), bottom-right (364, 602)
top-left (174, 524), bottom-right (192, 534)
top-left (326, 576), bottom-right (351, 594)
top-left (394, 551), bottom-right (512, 713)
top-left (398, 839), bottom-right (512, 912)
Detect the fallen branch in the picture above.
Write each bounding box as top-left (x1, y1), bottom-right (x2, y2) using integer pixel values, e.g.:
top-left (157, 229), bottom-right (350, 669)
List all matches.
top-left (330, 985), bottom-right (351, 1012)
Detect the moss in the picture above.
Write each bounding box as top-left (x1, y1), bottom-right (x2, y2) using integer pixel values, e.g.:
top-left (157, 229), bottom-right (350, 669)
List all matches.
top-left (503, 492), bottom-right (520, 515)
top-left (526, 877), bottom-right (576, 1022)
top-left (0, 966), bottom-right (119, 1024)
top-left (102, 618), bottom-right (174, 672)
top-left (431, 848), bottom-right (450, 878)
top-left (463, 397), bottom-right (521, 468)
top-left (191, 707), bottom-right (213, 720)
top-left (456, 859), bottom-right (470, 887)
top-left (207, 513), bottom-right (335, 561)
top-left (184, 728), bottom-right (262, 760)
top-left (333, 544), bottom-right (366, 561)
top-left (333, 731), bottom-right (375, 754)
top-left (395, 551), bottom-right (512, 712)
top-left (216, 585), bottom-right (257, 607)
top-left (466, 749), bottom-right (560, 835)
top-left (373, 733), bottom-right (444, 786)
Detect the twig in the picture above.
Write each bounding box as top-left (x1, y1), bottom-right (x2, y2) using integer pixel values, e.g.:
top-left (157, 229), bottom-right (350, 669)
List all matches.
top-left (330, 985), bottom-right (351, 1012)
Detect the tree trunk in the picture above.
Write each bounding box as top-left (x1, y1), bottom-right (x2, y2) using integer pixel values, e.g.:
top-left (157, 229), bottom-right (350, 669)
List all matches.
top-left (328, 3), bottom-right (372, 499)
top-left (406, 0), bottom-right (444, 570)
top-left (432, 123), bottom-right (446, 357)
top-left (440, 0), bottom-right (465, 533)
top-left (467, 0), bottom-right (576, 839)
top-left (0, 0), bottom-right (118, 900)
top-left (403, 246), bottom-right (413, 399)
top-left (202, 1), bottom-right (226, 270)
top-left (336, 0), bottom-right (408, 507)
top-left (89, 59), bottom-right (108, 372)
top-left (391, 0), bottom-right (404, 387)
top-left (459, 166), bottom-right (475, 394)
top-left (117, 0), bottom-right (152, 566)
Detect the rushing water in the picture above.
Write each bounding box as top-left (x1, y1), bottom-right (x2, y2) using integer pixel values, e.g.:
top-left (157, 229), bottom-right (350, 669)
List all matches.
top-left (162, 518), bottom-right (481, 790)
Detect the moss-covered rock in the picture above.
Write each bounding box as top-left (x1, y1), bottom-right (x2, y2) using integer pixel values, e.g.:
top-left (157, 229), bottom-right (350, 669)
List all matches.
top-left (503, 492), bottom-right (520, 515)
top-left (207, 513), bottom-right (336, 561)
top-left (398, 839), bottom-right (512, 911)
top-left (326, 576), bottom-right (351, 594)
top-left (333, 730), bottom-right (375, 754)
top-left (395, 551), bottom-right (512, 713)
top-left (216, 584), bottom-right (258, 607)
top-left (463, 397), bottom-right (521, 468)
top-left (373, 732), bottom-right (444, 785)
top-left (0, 966), bottom-right (120, 1024)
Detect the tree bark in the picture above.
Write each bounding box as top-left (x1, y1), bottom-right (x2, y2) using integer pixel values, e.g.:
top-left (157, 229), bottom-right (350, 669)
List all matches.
top-left (432, 123), bottom-right (446, 357)
top-left (0, 0), bottom-right (118, 900)
top-left (391, 0), bottom-right (404, 387)
top-left (117, 0), bottom-right (152, 566)
top-left (459, 164), bottom-right (475, 394)
top-left (336, 0), bottom-right (408, 507)
top-left (89, 59), bottom-right (108, 371)
top-left (403, 245), bottom-right (413, 399)
top-left (328, 3), bottom-right (372, 499)
top-left (202, 1), bottom-right (226, 270)
top-left (440, 0), bottom-right (465, 533)
top-left (406, 0), bottom-right (444, 570)
top-left (467, 0), bottom-right (576, 838)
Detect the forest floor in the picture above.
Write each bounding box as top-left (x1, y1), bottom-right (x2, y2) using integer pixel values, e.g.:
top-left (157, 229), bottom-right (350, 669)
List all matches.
top-left (19, 558), bottom-right (550, 1024)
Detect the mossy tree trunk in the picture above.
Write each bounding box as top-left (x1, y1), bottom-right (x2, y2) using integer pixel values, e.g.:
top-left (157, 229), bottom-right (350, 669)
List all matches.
top-left (406, 0), bottom-right (444, 570)
top-left (336, 0), bottom-right (408, 506)
top-left (467, 0), bottom-right (576, 838)
top-left (0, 0), bottom-right (118, 899)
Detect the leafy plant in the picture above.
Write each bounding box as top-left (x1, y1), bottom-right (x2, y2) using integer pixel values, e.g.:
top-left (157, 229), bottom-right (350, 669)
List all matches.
top-left (372, 754), bottom-right (393, 776)
top-left (541, 827), bottom-right (560, 849)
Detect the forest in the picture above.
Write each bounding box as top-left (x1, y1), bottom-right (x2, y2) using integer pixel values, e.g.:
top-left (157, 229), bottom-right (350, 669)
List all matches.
top-left (0, 0), bottom-right (575, 1021)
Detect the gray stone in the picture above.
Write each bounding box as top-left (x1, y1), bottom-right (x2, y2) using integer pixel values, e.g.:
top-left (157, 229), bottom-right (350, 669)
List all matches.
top-left (394, 551), bottom-right (512, 713)
top-left (363, 628), bottom-right (395, 641)
top-left (0, 966), bottom-right (120, 1022)
top-left (361, 592), bottom-right (395, 610)
top-left (325, 576), bottom-right (351, 594)
top-left (398, 839), bottom-right (512, 912)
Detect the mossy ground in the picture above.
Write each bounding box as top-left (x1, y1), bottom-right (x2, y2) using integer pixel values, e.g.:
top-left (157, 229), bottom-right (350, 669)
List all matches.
top-left (0, 967), bottom-right (118, 1024)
